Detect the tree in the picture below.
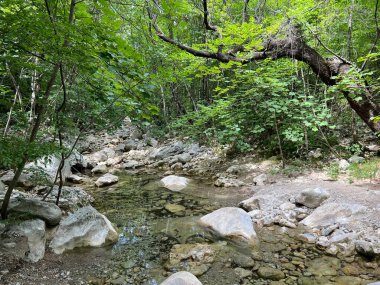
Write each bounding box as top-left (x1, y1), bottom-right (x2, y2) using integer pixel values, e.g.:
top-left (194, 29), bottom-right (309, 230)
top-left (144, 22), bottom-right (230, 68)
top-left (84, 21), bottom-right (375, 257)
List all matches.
top-left (148, 0), bottom-right (380, 133)
top-left (0, 0), bottom-right (158, 218)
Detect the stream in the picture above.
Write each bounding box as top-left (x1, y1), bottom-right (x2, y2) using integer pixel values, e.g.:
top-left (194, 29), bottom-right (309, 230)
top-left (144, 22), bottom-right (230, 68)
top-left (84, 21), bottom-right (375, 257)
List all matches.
top-left (84, 172), bottom-right (378, 285)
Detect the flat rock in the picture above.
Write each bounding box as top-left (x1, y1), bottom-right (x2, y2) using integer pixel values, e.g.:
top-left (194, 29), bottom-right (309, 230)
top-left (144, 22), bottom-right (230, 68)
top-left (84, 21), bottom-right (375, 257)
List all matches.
top-left (123, 160), bottom-right (139, 169)
top-left (49, 206), bottom-right (118, 254)
top-left (161, 175), bottom-right (189, 191)
top-left (165, 203), bottom-right (186, 213)
top-left (8, 198), bottom-right (62, 226)
top-left (257, 267), bottom-right (285, 281)
top-left (301, 202), bottom-right (367, 228)
top-left (295, 187), bottom-right (330, 208)
top-left (95, 173), bottom-right (119, 187)
top-left (348, 155), bottom-right (365, 164)
top-left (66, 174), bottom-right (85, 184)
top-left (150, 141), bottom-right (185, 160)
top-left (160, 271), bottom-right (202, 285)
top-left (214, 177), bottom-right (245, 187)
top-left (199, 207), bottom-right (258, 247)
top-left (91, 164), bottom-right (108, 174)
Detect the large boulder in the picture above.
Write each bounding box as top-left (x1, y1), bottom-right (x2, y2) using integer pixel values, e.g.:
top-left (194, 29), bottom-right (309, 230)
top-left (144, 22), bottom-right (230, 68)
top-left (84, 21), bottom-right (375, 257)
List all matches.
top-left (5, 219), bottom-right (46, 262)
top-left (43, 186), bottom-right (94, 211)
top-left (301, 203), bottom-right (367, 228)
top-left (85, 147), bottom-right (117, 167)
top-left (49, 206), bottom-right (118, 254)
top-left (95, 173), bottom-right (119, 187)
top-left (8, 198), bottom-right (62, 226)
top-left (150, 141), bottom-right (185, 160)
top-left (161, 175), bottom-right (190, 191)
top-left (199, 207), bottom-right (258, 247)
top-left (160, 271), bottom-right (203, 285)
top-left (295, 188), bottom-right (330, 208)
top-left (25, 152), bottom-right (85, 184)
top-left (0, 170), bottom-right (35, 188)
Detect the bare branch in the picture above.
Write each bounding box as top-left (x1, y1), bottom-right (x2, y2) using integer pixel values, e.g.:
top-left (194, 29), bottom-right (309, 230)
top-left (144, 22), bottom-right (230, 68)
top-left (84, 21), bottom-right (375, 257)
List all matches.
top-left (150, 13), bottom-right (236, 62)
top-left (202, 0), bottom-right (219, 34)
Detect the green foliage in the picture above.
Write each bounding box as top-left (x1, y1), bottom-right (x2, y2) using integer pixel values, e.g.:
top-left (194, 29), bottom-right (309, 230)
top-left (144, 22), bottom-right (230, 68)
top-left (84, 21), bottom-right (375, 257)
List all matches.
top-left (348, 159), bottom-right (380, 181)
top-left (0, 136), bottom-right (59, 169)
top-left (327, 162), bottom-right (340, 181)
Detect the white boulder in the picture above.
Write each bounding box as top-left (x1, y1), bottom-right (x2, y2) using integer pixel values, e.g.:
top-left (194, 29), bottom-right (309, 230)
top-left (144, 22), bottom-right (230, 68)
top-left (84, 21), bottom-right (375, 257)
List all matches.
top-left (161, 175), bottom-right (189, 191)
top-left (49, 206), bottom-right (118, 254)
top-left (200, 207), bottom-right (258, 246)
top-left (95, 173), bottom-right (119, 187)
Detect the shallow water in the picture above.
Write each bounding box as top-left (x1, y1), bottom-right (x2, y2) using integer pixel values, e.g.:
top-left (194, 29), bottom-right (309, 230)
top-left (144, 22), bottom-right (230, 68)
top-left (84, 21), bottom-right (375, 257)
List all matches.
top-left (88, 172), bottom-right (378, 285)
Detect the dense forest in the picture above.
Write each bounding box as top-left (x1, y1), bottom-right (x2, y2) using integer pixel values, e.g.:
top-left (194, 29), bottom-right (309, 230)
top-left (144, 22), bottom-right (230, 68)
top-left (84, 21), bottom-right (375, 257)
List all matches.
top-left (1, 1), bottom-right (380, 285)
top-left (1, 0), bottom-right (380, 213)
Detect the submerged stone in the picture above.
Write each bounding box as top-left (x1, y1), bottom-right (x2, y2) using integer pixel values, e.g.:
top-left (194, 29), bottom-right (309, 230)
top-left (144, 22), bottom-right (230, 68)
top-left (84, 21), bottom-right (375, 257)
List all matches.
top-left (257, 266), bottom-right (285, 280)
top-left (164, 203), bottom-right (186, 213)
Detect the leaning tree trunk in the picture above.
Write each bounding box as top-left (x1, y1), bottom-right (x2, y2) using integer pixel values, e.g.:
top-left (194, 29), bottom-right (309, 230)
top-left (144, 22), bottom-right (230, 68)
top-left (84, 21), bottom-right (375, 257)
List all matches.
top-left (150, 8), bottom-right (380, 133)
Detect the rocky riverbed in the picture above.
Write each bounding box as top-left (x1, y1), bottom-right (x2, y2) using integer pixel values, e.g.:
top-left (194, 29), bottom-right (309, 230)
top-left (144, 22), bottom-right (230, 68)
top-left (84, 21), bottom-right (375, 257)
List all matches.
top-left (1, 120), bottom-right (379, 285)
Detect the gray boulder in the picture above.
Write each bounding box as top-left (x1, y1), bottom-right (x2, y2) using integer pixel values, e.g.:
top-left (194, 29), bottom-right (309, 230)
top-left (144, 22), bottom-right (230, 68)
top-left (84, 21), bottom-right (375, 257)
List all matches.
top-left (91, 164), bottom-right (108, 174)
top-left (123, 160), bottom-right (140, 169)
top-left (200, 207), bottom-right (258, 247)
top-left (25, 152), bottom-right (85, 184)
top-left (339, 159), bottom-right (350, 171)
top-left (95, 173), bottom-right (119, 187)
top-left (301, 202), bottom-right (367, 228)
top-left (8, 198), bottom-right (62, 226)
top-left (66, 174), bottom-right (85, 184)
top-left (161, 175), bottom-right (190, 191)
top-left (150, 141), bottom-right (185, 160)
top-left (85, 147), bottom-right (116, 166)
top-left (253, 173), bottom-right (268, 186)
top-left (43, 186), bottom-right (94, 211)
top-left (0, 170), bottom-right (35, 188)
top-left (124, 139), bottom-right (139, 151)
top-left (355, 240), bottom-right (379, 258)
top-left (160, 271), bottom-right (203, 285)
top-left (295, 188), bottom-right (330, 208)
top-left (6, 219), bottom-right (46, 262)
top-left (49, 206), bottom-right (118, 254)
top-left (348, 155), bottom-right (365, 164)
